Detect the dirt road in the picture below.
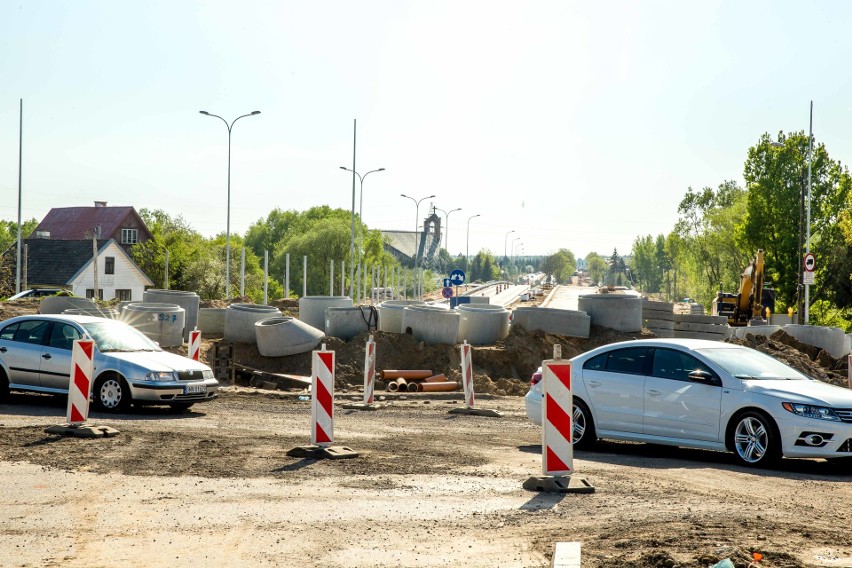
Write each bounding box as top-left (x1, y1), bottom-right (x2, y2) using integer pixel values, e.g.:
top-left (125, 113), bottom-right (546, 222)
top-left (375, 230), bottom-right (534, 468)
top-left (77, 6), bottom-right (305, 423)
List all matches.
top-left (1, 388), bottom-right (851, 568)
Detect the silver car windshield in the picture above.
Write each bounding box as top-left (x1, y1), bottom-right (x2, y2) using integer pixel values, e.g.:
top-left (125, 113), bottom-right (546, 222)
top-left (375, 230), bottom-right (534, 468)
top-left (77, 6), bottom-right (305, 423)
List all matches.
top-left (80, 320), bottom-right (162, 353)
top-left (696, 346), bottom-right (809, 380)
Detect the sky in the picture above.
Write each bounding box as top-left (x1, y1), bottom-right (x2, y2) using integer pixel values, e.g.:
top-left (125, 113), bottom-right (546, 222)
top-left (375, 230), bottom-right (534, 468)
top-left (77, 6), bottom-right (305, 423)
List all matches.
top-left (3, 1), bottom-right (852, 262)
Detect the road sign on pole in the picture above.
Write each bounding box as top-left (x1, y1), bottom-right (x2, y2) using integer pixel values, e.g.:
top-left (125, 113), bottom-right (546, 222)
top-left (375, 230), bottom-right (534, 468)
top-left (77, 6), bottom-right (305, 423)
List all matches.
top-left (804, 253), bottom-right (815, 272)
top-left (441, 287), bottom-right (454, 299)
top-left (449, 269), bottom-right (466, 286)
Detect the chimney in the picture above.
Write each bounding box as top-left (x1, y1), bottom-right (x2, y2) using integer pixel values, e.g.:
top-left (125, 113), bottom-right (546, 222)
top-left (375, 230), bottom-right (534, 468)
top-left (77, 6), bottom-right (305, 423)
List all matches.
top-left (94, 201), bottom-right (107, 207)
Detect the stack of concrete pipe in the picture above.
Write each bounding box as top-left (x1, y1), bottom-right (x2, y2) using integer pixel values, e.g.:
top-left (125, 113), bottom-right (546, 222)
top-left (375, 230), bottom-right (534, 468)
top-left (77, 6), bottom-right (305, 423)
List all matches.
top-left (510, 307), bottom-right (590, 338)
top-left (642, 300), bottom-right (675, 338)
top-left (325, 306), bottom-right (379, 341)
top-left (578, 294), bottom-right (643, 333)
top-left (377, 300), bottom-right (425, 333)
top-left (39, 296), bottom-right (97, 315)
top-left (401, 304), bottom-right (460, 345)
top-left (121, 303), bottom-right (186, 347)
top-left (143, 289), bottom-right (200, 340)
top-left (298, 296), bottom-right (352, 332)
top-left (255, 316), bottom-right (324, 357)
top-left (224, 303), bottom-right (281, 344)
top-left (457, 304), bottom-right (510, 345)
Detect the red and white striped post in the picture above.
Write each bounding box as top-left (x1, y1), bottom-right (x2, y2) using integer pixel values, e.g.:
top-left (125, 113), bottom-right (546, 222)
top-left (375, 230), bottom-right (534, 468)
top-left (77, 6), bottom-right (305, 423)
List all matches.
top-left (67, 339), bottom-right (95, 426)
top-left (311, 344), bottom-right (335, 448)
top-left (363, 334), bottom-right (376, 405)
top-left (460, 340), bottom-right (475, 408)
top-left (541, 344), bottom-right (573, 476)
top-left (188, 329), bottom-right (201, 362)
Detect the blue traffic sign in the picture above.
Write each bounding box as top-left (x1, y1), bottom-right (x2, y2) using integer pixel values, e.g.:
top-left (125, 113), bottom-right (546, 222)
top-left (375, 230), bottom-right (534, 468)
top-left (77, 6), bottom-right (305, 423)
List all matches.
top-left (441, 286), bottom-right (454, 299)
top-left (449, 269), bottom-right (466, 286)
top-left (443, 278), bottom-right (452, 288)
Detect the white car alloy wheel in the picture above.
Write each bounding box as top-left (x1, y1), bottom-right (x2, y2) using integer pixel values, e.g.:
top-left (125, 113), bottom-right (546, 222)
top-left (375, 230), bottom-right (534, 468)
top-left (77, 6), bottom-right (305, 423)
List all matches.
top-left (732, 412), bottom-right (778, 466)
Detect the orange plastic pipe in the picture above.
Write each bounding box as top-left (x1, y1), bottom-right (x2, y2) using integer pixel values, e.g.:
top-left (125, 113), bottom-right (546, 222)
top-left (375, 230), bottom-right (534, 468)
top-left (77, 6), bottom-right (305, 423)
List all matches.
top-left (424, 374), bottom-right (448, 383)
top-left (418, 381), bottom-right (459, 392)
top-left (380, 370), bottom-right (434, 380)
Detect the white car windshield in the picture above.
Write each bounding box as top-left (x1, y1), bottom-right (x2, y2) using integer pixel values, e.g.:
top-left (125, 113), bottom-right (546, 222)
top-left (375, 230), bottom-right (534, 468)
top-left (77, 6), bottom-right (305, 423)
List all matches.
top-left (80, 320), bottom-right (162, 352)
top-left (696, 346), bottom-right (809, 380)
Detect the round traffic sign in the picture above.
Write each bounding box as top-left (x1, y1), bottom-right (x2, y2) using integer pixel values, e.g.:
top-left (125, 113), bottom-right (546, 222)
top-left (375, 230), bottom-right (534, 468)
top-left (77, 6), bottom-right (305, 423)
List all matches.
top-left (441, 286), bottom-right (454, 299)
top-left (804, 253), bottom-right (815, 272)
top-left (449, 269), bottom-right (466, 286)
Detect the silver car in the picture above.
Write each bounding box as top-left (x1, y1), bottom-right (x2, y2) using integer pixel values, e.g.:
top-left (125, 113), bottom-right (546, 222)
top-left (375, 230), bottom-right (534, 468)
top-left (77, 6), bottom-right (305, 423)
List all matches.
top-left (0, 314), bottom-right (218, 412)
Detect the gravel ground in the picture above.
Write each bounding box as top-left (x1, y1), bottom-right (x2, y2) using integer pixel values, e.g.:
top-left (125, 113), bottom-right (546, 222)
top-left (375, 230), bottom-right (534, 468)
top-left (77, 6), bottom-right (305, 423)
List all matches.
top-left (1, 388), bottom-right (851, 568)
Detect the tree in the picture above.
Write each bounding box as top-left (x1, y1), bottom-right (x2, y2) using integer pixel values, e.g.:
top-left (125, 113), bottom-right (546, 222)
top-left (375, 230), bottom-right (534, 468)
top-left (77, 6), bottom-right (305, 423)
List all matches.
top-left (585, 252), bottom-right (607, 285)
top-left (742, 132), bottom-right (850, 310)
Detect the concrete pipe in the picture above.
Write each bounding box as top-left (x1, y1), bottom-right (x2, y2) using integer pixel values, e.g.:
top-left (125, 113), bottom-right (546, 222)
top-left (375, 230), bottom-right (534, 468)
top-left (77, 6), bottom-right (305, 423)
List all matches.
top-left (401, 305), bottom-right (460, 346)
top-left (254, 316), bottom-right (324, 357)
top-left (39, 296), bottom-right (97, 315)
top-left (63, 307), bottom-right (120, 319)
top-left (298, 296), bottom-right (352, 332)
top-left (121, 302), bottom-right (186, 347)
top-left (143, 289), bottom-right (200, 340)
top-left (457, 304), bottom-right (510, 345)
top-left (387, 380), bottom-right (399, 392)
top-left (224, 303), bottom-right (281, 344)
top-left (418, 381), bottom-right (459, 392)
top-left (325, 306), bottom-right (379, 341)
top-left (578, 294), bottom-right (643, 333)
top-left (732, 325), bottom-right (782, 340)
top-left (377, 300), bottom-right (426, 333)
top-left (198, 308), bottom-right (227, 336)
top-left (510, 307), bottom-right (591, 338)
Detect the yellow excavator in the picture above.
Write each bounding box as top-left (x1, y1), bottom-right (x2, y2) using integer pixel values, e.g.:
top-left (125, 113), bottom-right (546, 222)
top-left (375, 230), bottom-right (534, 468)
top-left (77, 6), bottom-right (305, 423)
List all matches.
top-left (712, 249), bottom-right (775, 326)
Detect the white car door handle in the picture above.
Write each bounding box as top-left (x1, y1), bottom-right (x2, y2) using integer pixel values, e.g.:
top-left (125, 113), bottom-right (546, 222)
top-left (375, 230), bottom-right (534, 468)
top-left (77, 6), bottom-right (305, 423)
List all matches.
top-left (587, 380), bottom-right (601, 388)
top-left (647, 389), bottom-right (661, 396)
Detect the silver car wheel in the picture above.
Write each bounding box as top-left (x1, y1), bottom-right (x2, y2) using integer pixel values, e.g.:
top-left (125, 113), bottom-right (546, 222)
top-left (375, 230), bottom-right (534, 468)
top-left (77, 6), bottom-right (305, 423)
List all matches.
top-left (734, 415), bottom-right (768, 464)
top-left (572, 405), bottom-right (587, 443)
top-left (98, 378), bottom-right (124, 410)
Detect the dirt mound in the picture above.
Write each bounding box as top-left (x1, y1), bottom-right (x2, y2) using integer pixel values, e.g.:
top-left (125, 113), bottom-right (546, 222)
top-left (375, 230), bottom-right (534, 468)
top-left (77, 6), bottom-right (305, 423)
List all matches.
top-left (726, 329), bottom-right (848, 388)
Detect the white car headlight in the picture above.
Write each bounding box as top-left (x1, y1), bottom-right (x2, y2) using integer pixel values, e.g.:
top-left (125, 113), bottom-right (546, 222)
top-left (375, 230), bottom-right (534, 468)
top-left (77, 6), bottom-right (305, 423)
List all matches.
top-left (782, 402), bottom-right (842, 422)
top-left (145, 371), bottom-right (176, 382)
top-left (202, 369), bottom-right (215, 380)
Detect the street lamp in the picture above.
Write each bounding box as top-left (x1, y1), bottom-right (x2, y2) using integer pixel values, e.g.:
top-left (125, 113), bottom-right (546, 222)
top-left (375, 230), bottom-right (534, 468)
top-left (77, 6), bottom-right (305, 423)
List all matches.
top-left (434, 206), bottom-right (461, 252)
top-left (466, 214), bottom-right (481, 271)
top-left (511, 237), bottom-right (521, 276)
top-left (341, 166), bottom-right (385, 300)
top-left (199, 109), bottom-right (261, 299)
top-left (401, 194), bottom-right (435, 299)
top-left (503, 230), bottom-right (516, 263)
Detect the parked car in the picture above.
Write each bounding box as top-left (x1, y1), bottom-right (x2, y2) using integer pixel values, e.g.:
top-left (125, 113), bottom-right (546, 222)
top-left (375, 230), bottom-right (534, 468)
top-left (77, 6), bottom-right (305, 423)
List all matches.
top-left (524, 338), bottom-right (852, 467)
top-left (0, 314), bottom-right (218, 412)
top-left (5, 288), bottom-right (66, 301)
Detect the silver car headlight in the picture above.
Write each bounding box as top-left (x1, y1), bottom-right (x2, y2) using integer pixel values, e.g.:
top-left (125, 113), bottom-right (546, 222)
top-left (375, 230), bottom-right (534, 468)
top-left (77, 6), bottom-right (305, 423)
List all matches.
top-left (202, 369), bottom-right (215, 380)
top-left (145, 371), bottom-right (177, 382)
top-left (782, 402), bottom-right (842, 422)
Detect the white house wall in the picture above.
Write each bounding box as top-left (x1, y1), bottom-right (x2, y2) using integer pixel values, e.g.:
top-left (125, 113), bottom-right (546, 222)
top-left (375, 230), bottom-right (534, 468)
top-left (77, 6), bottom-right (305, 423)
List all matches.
top-left (70, 241), bottom-right (152, 301)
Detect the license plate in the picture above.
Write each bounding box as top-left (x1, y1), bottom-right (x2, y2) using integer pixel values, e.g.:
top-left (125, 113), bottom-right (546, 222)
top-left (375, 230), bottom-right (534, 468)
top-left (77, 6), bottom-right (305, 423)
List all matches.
top-left (184, 384), bottom-right (207, 395)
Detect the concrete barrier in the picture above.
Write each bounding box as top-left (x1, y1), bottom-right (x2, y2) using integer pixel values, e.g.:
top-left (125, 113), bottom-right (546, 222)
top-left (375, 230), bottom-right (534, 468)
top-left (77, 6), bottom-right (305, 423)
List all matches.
top-left (510, 307), bottom-right (590, 338)
top-left (783, 324), bottom-right (848, 358)
top-left (732, 325), bottom-right (782, 339)
top-left (578, 294), bottom-right (642, 332)
top-left (198, 307), bottom-right (226, 336)
top-left (457, 304), bottom-right (510, 345)
top-left (401, 305), bottom-right (460, 345)
top-left (63, 307), bottom-right (120, 319)
top-left (255, 316), bottom-right (324, 356)
top-left (298, 296), bottom-right (352, 332)
top-left (377, 300), bottom-right (425, 333)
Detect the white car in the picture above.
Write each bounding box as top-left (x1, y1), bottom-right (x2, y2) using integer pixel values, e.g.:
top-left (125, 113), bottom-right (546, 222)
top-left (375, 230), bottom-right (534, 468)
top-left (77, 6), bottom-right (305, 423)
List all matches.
top-left (0, 314), bottom-right (218, 412)
top-left (524, 338), bottom-right (852, 467)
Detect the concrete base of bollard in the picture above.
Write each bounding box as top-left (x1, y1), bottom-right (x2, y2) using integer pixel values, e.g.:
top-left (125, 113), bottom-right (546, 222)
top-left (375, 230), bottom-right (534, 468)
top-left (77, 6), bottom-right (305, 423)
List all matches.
top-left (447, 407), bottom-right (502, 418)
top-left (286, 445), bottom-right (360, 460)
top-left (523, 475), bottom-right (595, 494)
top-left (341, 402), bottom-right (385, 411)
top-left (45, 424), bottom-right (120, 438)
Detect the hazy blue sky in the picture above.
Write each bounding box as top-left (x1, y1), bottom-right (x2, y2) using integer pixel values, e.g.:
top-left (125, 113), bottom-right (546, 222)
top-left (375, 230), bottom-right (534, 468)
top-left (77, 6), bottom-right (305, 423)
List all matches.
top-left (2, 1), bottom-right (852, 260)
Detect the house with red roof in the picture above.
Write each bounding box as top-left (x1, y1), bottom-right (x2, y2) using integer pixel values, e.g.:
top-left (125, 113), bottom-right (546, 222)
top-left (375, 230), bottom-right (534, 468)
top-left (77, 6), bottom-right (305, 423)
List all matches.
top-left (31, 201), bottom-right (153, 254)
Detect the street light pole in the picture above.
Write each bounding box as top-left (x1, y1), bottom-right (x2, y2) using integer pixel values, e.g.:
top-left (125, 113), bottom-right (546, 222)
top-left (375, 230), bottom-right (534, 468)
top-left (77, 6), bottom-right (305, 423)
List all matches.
top-left (401, 194), bottom-right (435, 299)
top-left (434, 206), bottom-right (461, 253)
top-left (466, 214), bottom-right (480, 272)
top-left (511, 236), bottom-right (521, 278)
top-left (503, 230), bottom-right (515, 266)
top-left (341, 166), bottom-right (385, 301)
top-left (199, 109), bottom-right (261, 299)
top-left (805, 100), bottom-right (813, 324)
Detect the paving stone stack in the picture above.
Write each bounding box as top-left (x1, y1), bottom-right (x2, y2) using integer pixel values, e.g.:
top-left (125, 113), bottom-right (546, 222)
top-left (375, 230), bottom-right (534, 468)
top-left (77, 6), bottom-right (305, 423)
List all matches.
top-left (673, 314), bottom-right (730, 341)
top-left (673, 302), bottom-right (704, 315)
top-left (642, 300), bottom-right (675, 338)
